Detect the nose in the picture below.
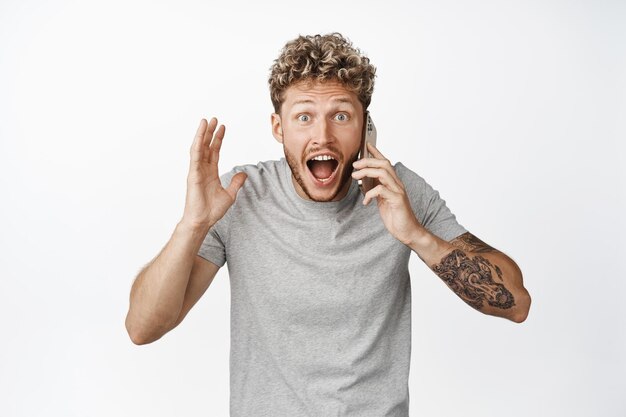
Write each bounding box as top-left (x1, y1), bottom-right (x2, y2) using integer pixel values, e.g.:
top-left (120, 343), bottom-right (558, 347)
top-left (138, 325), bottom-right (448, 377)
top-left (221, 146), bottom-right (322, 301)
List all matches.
top-left (312, 117), bottom-right (334, 147)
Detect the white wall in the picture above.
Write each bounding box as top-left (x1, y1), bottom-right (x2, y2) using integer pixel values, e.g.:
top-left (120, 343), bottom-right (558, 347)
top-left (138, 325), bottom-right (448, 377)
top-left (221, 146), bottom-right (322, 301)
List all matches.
top-left (1, 0), bottom-right (624, 416)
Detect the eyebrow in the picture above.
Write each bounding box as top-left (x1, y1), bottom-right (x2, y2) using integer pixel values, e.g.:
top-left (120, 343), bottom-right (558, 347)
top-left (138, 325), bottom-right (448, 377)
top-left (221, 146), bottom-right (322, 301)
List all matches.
top-left (291, 97), bottom-right (355, 106)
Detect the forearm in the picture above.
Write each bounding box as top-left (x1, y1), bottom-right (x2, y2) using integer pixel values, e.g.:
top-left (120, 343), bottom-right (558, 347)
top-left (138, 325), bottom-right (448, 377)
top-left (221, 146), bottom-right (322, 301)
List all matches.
top-left (125, 220), bottom-right (211, 344)
top-left (408, 229), bottom-right (531, 323)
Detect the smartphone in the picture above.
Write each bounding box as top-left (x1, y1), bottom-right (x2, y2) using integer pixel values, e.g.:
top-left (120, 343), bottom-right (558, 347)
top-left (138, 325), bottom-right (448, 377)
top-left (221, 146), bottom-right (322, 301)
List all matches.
top-left (357, 111), bottom-right (377, 195)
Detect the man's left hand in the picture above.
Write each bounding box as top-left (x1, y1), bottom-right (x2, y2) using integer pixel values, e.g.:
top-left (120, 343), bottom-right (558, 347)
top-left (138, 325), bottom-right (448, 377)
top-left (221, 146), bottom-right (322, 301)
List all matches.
top-left (351, 142), bottom-right (424, 246)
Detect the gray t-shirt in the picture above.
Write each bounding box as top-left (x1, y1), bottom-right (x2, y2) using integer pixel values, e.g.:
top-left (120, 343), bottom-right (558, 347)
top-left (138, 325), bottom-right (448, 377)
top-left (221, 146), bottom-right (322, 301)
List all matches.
top-left (198, 158), bottom-right (467, 417)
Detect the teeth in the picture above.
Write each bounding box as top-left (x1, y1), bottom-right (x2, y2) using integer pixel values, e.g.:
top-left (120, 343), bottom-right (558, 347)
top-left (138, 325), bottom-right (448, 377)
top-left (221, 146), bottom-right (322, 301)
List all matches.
top-left (311, 155), bottom-right (335, 161)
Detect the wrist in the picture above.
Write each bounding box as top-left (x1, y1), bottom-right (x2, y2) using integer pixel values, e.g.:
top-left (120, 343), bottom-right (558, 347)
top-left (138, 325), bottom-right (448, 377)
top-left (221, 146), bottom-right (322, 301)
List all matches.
top-left (176, 218), bottom-right (213, 236)
top-left (408, 227), bottom-right (453, 266)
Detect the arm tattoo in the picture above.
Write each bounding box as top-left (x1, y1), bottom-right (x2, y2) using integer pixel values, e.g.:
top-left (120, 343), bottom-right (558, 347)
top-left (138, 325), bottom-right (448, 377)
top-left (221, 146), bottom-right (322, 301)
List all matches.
top-left (449, 232), bottom-right (499, 253)
top-left (432, 249), bottom-right (515, 310)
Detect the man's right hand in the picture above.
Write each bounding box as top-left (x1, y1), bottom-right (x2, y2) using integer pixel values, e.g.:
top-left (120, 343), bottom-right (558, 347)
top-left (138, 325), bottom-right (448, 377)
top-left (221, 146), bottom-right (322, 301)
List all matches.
top-left (181, 117), bottom-right (247, 229)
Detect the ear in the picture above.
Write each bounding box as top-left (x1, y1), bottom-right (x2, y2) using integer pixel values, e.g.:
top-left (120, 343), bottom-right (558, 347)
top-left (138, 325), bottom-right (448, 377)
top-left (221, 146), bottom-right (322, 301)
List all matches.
top-left (271, 113), bottom-right (284, 144)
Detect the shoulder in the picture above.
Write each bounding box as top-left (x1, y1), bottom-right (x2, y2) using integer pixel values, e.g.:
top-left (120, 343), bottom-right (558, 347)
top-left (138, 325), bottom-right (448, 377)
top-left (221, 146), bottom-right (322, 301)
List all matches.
top-left (392, 161), bottom-right (441, 217)
top-left (222, 159), bottom-right (282, 178)
top-left (393, 161), bottom-right (431, 194)
top-left (220, 159), bottom-right (283, 199)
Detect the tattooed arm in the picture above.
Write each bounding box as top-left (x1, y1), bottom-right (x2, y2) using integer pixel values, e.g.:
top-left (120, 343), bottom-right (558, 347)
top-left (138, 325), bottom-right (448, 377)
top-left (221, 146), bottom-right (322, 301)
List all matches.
top-left (408, 231), bottom-right (531, 323)
top-left (349, 143), bottom-right (530, 322)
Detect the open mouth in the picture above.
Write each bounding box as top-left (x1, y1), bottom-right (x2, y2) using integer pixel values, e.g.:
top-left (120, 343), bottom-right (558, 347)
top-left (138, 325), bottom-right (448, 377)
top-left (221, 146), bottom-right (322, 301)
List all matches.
top-left (306, 154), bottom-right (340, 185)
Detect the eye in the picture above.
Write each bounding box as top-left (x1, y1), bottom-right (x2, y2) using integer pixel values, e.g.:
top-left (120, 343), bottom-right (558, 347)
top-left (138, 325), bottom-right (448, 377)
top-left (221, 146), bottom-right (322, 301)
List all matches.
top-left (297, 114), bottom-right (310, 122)
top-left (334, 113), bottom-right (349, 122)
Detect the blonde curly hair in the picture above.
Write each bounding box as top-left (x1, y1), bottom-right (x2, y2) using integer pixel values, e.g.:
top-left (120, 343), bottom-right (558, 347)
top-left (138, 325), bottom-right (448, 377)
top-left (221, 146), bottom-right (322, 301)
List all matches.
top-left (269, 32), bottom-right (376, 113)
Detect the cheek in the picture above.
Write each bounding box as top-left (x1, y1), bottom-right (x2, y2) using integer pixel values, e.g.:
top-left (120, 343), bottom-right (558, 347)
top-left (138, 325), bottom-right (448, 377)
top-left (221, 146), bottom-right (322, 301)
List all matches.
top-left (342, 127), bottom-right (363, 149)
top-left (281, 132), bottom-right (309, 157)
top-left (284, 126), bottom-right (311, 144)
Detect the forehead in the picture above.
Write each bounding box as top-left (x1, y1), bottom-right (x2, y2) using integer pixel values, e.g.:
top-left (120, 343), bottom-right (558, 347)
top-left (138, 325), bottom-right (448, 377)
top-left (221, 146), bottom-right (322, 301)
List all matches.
top-left (282, 80), bottom-right (361, 110)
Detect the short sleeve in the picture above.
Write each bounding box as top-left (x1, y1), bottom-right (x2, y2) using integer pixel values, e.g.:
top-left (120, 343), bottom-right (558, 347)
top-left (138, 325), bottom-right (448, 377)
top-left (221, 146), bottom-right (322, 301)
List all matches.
top-left (196, 169), bottom-right (238, 267)
top-left (197, 223), bottom-right (227, 267)
top-left (395, 162), bottom-right (467, 242)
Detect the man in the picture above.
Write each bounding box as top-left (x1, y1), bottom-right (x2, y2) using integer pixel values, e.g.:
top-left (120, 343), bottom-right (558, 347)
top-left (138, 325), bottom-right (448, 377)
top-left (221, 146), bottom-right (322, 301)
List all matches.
top-left (125, 33), bottom-right (531, 416)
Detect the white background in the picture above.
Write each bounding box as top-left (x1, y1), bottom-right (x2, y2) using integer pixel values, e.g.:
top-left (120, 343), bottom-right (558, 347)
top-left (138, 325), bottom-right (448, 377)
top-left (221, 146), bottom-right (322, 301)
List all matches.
top-left (1, 0), bottom-right (624, 416)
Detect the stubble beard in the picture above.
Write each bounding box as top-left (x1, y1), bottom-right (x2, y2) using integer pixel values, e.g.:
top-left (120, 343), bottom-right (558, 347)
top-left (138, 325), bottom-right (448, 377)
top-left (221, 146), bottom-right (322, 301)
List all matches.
top-left (283, 144), bottom-right (360, 202)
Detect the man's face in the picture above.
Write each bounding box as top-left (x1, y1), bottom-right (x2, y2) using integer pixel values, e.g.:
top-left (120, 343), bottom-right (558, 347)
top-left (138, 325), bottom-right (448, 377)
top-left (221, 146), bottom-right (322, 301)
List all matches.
top-left (271, 80), bottom-right (364, 202)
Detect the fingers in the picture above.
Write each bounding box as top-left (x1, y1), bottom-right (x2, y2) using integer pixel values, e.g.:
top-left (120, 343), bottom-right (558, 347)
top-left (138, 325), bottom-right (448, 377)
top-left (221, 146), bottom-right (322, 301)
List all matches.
top-left (201, 117), bottom-right (218, 160)
top-left (190, 118), bottom-right (208, 164)
top-left (352, 143), bottom-right (410, 205)
top-left (363, 184), bottom-right (396, 206)
top-left (190, 117), bottom-right (227, 172)
top-left (353, 162), bottom-right (400, 186)
top-left (226, 172), bottom-right (248, 200)
top-left (352, 146), bottom-right (404, 192)
top-left (365, 141), bottom-right (384, 158)
top-left (191, 117), bottom-right (216, 159)
top-left (207, 124), bottom-right (225, 167)
top-left (353, 155), bottom-right (390, 170)
top-left (353, 143), bottom-right (402, 185)
top-left (352, 167), bottom-right (403, 193)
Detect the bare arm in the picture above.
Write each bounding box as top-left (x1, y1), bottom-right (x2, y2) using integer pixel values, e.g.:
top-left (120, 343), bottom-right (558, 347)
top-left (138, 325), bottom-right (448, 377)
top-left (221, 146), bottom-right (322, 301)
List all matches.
top-left (125, 118), bottom-right (246, 345)
top-left (125, 222), bottom-right (218, 345)
top-left (409, 231), bottom-right (531, 323)
top-left (350, 143), bottom-right (530, 323)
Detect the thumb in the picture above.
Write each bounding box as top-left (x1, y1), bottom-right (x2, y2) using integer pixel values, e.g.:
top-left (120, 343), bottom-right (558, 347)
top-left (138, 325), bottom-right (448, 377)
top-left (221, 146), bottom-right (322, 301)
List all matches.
top-left (226, 172), bottom-right (248, 198)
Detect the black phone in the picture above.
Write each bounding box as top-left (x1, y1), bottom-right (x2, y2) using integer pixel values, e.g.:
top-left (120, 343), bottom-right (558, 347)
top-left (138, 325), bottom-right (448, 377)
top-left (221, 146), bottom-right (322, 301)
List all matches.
top-left (357, 111), bottom-right (377, 195)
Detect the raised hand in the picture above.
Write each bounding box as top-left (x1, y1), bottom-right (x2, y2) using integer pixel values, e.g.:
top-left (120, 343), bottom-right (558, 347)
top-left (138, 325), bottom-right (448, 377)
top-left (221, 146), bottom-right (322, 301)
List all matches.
top-left (351, 142), bottom-right (423, 245)
top-left (181, 118), bottom-right (247, 229)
